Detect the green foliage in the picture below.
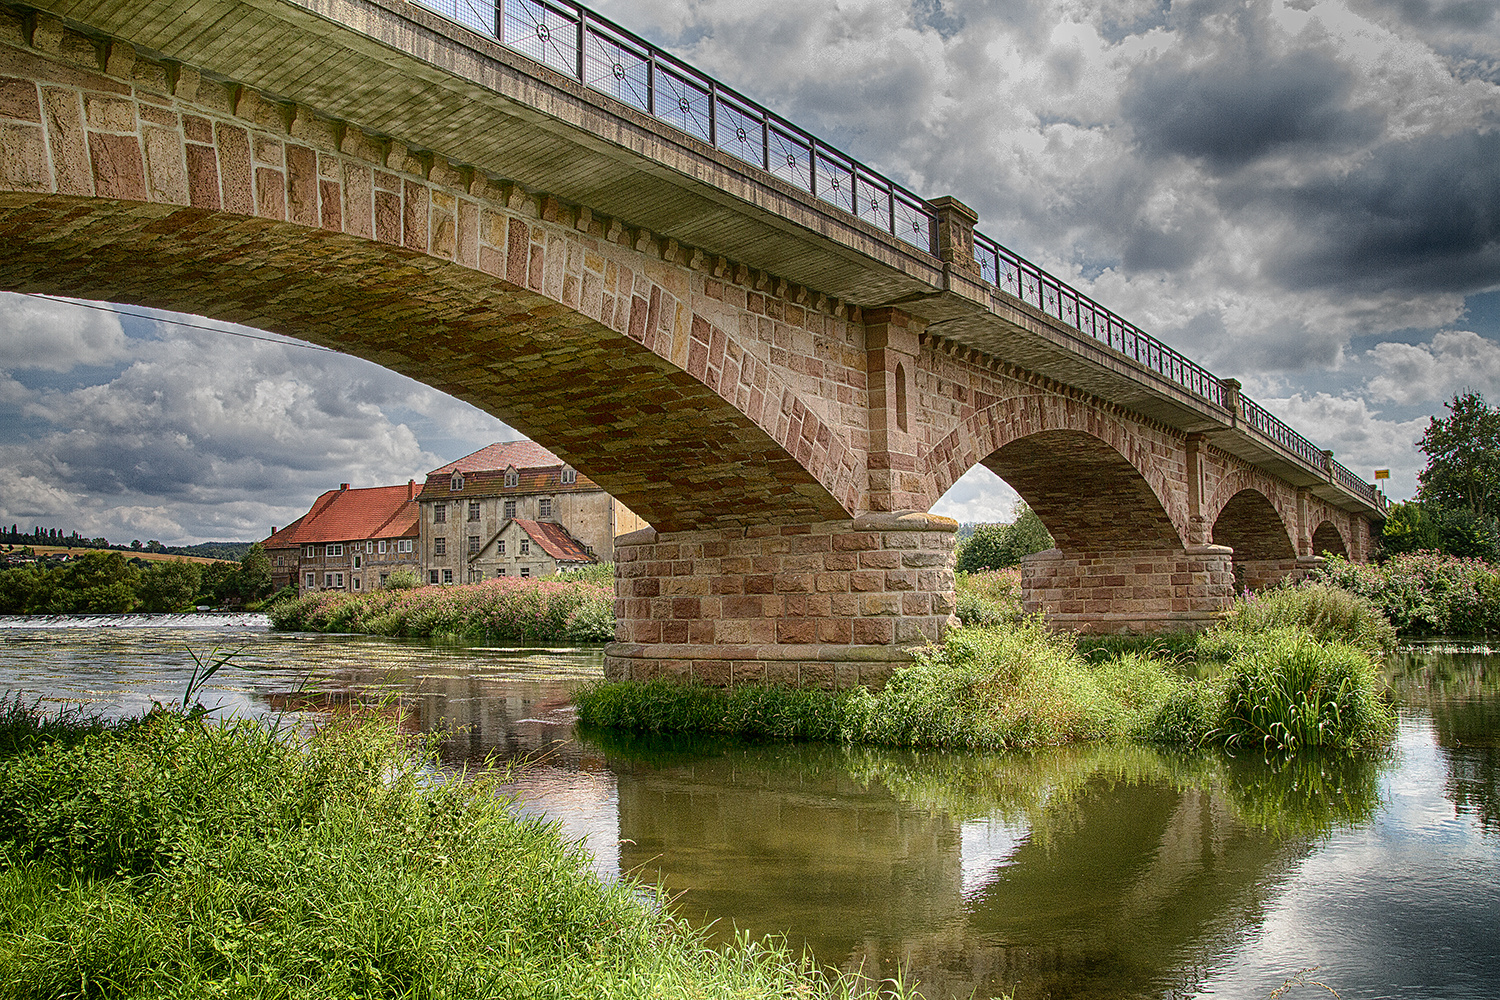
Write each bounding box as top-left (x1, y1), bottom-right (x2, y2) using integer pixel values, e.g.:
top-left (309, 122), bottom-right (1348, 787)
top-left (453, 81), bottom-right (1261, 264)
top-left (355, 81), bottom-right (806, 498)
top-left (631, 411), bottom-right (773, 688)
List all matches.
top-left (953, 502), bottom-right (1054, 572)
top-left (0, 708), bottom-right (915, 1000)
top-left (1204, 581), bottom-right (1398, 658)
top-left (953, 568), bottom-right (1022, 626)
top-left (1417, 390), bottom-right (1500, 519)
top-left (269, 577), bottom-right (616, 644)
top-left (135, 559), bottom-right (203, 613)
top-left (1212, 629), bottom-right (1395, 752)
top-left (381, 566), bottom-right (420, 590)
top-left (548, 562), bottom-right (614, 586)
top-left (1314, 551), bottom-right (1500, 635)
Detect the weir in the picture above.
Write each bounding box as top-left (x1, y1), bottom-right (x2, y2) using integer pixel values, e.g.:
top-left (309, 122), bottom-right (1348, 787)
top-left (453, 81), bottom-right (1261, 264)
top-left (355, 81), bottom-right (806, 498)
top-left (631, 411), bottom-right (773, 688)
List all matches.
top-left (0, 0), bottom-right (1386, 681)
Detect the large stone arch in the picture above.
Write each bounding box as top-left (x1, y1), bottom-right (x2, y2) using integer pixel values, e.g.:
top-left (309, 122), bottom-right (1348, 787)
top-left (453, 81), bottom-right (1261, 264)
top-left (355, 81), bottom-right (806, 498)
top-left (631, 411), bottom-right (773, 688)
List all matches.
top-left (924, 392), bottom-right (1189, 549)
top-left (1211, 488), bottom-right (1299, 591)
top-left (0, 37), bottom-right (866, 531)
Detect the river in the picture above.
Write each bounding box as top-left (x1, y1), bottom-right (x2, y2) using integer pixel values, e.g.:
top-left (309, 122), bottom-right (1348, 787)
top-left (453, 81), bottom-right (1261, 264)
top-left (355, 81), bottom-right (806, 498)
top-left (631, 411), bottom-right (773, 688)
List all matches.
top-left (0, 615), bottom-right (1496, 1000)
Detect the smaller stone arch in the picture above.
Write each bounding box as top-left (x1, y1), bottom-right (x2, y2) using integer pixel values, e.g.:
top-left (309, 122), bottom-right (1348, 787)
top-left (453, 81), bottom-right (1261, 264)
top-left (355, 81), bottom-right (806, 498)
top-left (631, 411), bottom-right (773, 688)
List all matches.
top-left (1312, 520), bottom-right (1349, 558)
top-left (1211, 488), bottom-right (1299, 592)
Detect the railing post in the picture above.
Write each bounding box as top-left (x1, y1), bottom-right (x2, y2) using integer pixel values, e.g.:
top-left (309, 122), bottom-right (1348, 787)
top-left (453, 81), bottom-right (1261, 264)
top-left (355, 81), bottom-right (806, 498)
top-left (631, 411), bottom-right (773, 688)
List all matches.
top-left (1323, 450), bottom-right (1335, 482)
top-left (930, 196), bottom-right (980, 277)
top-left (1220, 378), bottom-right (1241, 426)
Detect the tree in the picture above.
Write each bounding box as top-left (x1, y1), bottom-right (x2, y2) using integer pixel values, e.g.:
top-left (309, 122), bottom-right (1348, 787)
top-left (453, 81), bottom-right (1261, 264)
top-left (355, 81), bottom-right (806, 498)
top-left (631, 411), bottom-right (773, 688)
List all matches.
top-left (238, 542), bottom-right (273, 602)
top-left (1417, 391), bottom-right (1500, 519)
top-left (953, 501), bottom-right (1055, 572)
top-left (137, 560), bottom-right (203, 612)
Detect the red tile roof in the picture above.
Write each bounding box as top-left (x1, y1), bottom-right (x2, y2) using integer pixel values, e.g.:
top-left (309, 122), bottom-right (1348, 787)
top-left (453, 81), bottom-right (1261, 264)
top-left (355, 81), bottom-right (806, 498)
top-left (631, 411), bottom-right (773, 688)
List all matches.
top-left (514, 519), bottom-right (595, 563)
top-left (417, 466), bottom-right (601, 500)
top-left (430, 440), bottom-right (562, 475)
top-left (263, 483), bottom-right (419, 549)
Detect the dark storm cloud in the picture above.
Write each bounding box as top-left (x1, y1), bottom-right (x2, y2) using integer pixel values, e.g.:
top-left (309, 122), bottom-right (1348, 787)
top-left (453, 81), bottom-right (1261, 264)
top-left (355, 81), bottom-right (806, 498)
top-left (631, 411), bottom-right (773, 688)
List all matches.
top-left (1123, 49), bottom-right (1383, 173)
top-left (1269, 129), bottom-right (1500, 296)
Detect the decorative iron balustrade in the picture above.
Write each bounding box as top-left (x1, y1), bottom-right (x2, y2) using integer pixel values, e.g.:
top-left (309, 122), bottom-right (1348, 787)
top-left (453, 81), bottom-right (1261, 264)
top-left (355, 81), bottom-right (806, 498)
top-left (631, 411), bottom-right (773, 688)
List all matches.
top-left (413, 0), bottom-right (933, 252)
top-left (410, 0), bottom-right (1382, 510)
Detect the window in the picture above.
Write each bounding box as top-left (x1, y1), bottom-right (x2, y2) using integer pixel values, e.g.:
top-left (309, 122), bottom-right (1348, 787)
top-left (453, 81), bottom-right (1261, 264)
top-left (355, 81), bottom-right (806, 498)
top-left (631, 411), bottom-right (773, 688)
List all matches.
top-left (520, 567), bottom-right (530, 578)
top-left (520, 538), bottom-right (530, 555)
top-left (304, 546), bottom-right (315, 558)
top-left (434, 504), bottom-right (447, 524)
top-left (365, 540), bottom-right (374, 553)
top-left (324, 573), bottom-right (334, 588)
top-left (503, 500), bottom-right (516, 519)
top-left (468, 535), bottom-right (480, 553)
top-left (353, 577), bottom-right (361, 590)
top-left (327, 543), bottom-right (343, 557)
top-left (442, 569), bottom-right (453, 585)
top-left (504, 467), bottom-right (518, 488)
top-left (305, 572), bottom-right (315, 588)
top-left (561, 466), bottom-right (576, 484)
top-left (335, 573), bottom-right (343, 587)
top-left (378, 540), bottom-right (387, 554)
top-left (468, 501), bottom-right (480, 521)
top-left (398, 538), bottom-right (413, 553)
top-left (434, 537), bottom-right (446, 556)
top-left (429, 570), bottom-right (440, 584)
top-left (469, 568), bottom-right (483, 582)
top-left (538, 497), bottom-right (553, 519)
top-left (353, 555), bottom-right (362, 569)
top-left (498, 539), bottom-right (505, 555)
top-left (496, 568), bottom-right (506, 576)
top-left (450, 473), bottom-right (464, 491)
top-left (380, 573), bottom-right (389, 585)
top-left (275, 555), bottom-right (284, 567)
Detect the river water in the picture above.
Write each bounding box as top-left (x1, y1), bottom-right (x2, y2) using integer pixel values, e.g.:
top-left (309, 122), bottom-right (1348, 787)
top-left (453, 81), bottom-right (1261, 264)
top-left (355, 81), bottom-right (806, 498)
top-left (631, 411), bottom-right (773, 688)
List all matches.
top-left (0, 615), bottom-right (1496, 1000)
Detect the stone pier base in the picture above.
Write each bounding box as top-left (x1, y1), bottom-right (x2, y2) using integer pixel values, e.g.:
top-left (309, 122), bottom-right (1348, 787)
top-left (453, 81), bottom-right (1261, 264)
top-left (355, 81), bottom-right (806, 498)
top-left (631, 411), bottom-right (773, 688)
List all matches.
top-left (1021, 544), bottom-right (1236, 633)
top-left (604, 512), bottom-right (958, 690)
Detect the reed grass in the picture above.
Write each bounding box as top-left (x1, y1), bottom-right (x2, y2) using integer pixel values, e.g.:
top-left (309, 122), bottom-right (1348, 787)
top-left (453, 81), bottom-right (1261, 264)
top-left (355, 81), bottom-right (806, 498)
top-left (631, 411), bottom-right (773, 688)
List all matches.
top-left (0, 707), bottom-right (924, 1000)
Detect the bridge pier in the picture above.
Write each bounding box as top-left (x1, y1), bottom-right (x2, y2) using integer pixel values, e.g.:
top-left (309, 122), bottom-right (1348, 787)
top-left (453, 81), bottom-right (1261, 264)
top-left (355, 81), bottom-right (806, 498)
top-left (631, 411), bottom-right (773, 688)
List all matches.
top-left (605, 513), bottom-right (958, 689)
top-left (1021, 544), bottom-right (1237, 634)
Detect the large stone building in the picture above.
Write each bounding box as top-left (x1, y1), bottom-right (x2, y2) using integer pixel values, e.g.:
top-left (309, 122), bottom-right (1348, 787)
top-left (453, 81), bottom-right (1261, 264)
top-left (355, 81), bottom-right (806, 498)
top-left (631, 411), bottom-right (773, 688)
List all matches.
top-left (263, 482), bottom-right (420, 594)
top-left (416, 441), bottom-right (646, 583)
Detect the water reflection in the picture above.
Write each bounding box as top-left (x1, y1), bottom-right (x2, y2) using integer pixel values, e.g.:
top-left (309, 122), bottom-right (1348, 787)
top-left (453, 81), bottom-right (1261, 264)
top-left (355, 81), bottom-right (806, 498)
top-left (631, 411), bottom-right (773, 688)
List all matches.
top-left (0, 625), bottom-right (1497, 998)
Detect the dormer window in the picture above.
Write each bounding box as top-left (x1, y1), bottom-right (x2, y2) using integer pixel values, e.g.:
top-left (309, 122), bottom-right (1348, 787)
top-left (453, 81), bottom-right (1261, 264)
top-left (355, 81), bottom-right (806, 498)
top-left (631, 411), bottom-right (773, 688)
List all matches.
top-left (561, 466), bottom-right (576, 485)
top-left (504, 466), bottom-right (519, 488)
top-left (450, 472), bottom-right (464, 491)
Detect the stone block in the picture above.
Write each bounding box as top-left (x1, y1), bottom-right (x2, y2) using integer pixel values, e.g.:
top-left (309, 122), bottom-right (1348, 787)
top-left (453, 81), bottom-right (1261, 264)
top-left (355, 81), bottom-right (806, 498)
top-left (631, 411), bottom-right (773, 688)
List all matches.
top-left (0, 122), bottom-right (48, 191)
top-left (87, 130), bottom-right (145, 200)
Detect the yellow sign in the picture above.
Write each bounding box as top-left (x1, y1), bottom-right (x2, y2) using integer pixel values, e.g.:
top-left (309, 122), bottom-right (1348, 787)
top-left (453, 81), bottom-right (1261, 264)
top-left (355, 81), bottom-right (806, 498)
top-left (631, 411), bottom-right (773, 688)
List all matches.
top-left (1374, 469), bottom-right (1390, 480)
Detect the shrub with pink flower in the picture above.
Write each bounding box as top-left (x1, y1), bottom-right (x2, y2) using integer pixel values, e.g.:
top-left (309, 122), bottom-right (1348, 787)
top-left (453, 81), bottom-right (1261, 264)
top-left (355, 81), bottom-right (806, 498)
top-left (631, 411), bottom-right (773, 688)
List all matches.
top-left (1314, 552), bottom-right (1500, 635)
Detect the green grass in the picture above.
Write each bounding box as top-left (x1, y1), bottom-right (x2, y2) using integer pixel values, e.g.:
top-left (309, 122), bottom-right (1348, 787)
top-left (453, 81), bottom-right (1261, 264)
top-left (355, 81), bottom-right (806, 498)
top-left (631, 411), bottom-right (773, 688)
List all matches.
top-left (0, 707), bottom-right (925, 1000)
top-left (578, 584), bottom-right (1399, 754)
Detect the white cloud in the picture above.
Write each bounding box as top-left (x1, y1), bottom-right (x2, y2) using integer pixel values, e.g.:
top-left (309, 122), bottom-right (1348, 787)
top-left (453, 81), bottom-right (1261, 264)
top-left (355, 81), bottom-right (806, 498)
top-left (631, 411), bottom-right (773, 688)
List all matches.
top-left (0, 292), bottom-right (128, 372)
top-left (932, 466), bottom-right (1021, 524)
top-left (1249, 389), bottom-right (1428, 500)
top-left (1366, 330), bottom-right (1500, 405)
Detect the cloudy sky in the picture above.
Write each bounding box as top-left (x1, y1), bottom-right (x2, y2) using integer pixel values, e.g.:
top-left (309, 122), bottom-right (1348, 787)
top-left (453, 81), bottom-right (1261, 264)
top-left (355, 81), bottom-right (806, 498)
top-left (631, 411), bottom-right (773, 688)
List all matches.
top-left (2, 0), bottom-right (1498, 543)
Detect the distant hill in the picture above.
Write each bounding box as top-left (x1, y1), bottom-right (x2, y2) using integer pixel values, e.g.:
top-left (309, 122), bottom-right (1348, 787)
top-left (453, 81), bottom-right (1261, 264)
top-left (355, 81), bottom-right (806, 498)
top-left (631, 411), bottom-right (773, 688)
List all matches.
top-left (164, 541), bottom-right (254, 561)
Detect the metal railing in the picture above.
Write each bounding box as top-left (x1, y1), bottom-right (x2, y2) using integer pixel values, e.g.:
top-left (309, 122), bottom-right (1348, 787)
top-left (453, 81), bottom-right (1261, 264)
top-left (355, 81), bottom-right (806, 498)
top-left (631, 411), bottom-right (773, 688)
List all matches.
top-left (410, 0), bottom-right (1381, 510)
top-left (970, 232), bottom-right (1225, 406)
top-left (413, 0), bottom-right (934, 252)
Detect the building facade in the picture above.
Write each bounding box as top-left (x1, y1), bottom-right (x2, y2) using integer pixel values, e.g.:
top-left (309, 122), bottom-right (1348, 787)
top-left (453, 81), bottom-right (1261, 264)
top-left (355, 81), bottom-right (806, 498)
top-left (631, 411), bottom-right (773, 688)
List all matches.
top-left (417, 441), bottom-right (645, 583)
top-left (263, 482), bottom-right (421, 594)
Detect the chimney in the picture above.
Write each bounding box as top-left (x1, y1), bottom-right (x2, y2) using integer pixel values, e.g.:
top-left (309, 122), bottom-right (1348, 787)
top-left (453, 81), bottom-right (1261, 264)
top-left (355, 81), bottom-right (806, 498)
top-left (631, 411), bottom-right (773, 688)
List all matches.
top-left (340, 483), bottom-right (350, 491)
top-left (270, 526), bottom-right (277, 535)
top-left (408, 479), bottom-right (416, 500)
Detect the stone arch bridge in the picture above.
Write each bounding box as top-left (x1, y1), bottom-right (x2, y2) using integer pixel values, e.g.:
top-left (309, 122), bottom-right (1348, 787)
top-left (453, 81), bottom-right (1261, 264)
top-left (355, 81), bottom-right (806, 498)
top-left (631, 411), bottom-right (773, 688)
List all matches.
top-left (0, 0), bottom-right (1385, 687)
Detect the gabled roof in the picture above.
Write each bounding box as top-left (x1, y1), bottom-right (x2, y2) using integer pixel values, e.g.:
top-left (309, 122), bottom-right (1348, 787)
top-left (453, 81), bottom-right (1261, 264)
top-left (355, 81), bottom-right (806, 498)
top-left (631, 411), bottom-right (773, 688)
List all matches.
top-left (430, 440), bottom-right (562, 475)
top-left (418, 465), bottom-right (601, 501)
top-left (263, 484), bottom-right (419, 548)
top-left (514, 519), bottom-right (594, 563)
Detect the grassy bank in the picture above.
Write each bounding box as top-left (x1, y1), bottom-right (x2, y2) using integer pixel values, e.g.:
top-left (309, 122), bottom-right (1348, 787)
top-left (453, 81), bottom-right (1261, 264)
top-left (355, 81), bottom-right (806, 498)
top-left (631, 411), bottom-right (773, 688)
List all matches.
top-left (0, 700), bottom-right (920, 1000)
top-left (268, 576), bottom-right (613, 643)
top-left (576, 585), bottom-right (1398, 753)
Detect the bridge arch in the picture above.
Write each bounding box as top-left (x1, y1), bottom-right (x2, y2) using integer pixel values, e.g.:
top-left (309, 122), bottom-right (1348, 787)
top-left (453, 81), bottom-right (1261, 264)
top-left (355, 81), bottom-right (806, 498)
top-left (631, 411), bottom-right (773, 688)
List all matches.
top-left (926, 393), bottom-right (1189, 551)
top-left (0, 49), bottom-right (869, 531)
top-left (1203, 472), bottom-right (1302, 590)
top-left (1312, 520), bottom-right (1350, 558)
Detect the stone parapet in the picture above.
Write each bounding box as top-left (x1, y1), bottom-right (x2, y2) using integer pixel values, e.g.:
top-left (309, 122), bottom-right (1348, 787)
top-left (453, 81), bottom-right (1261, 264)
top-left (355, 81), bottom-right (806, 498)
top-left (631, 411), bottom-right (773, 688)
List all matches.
top-left (605, 512), bottom-right (957, 689)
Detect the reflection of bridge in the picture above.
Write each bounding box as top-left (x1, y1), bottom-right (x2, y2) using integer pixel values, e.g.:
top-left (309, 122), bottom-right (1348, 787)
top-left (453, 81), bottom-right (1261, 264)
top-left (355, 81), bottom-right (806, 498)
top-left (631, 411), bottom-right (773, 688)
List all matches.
top-left (613, 744), bottom-right (1305, 1000)
top-left (0, 0), bottom-right (1383, 683)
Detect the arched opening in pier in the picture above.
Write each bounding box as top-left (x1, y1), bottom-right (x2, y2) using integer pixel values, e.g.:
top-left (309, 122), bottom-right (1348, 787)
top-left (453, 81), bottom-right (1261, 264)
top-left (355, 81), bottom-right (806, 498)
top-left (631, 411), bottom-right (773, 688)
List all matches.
top-left (1212, 489), bottom-right (1298, 592)
top-left (1312, 521), bottom-right (1349, 558)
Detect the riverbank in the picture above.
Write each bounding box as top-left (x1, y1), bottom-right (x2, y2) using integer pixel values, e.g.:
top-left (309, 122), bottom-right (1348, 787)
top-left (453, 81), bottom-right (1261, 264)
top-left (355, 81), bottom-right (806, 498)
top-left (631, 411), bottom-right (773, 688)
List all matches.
top-left (0, 701), bottom-right (921, 999)
top-left (268, 576), bottom-right (613, 642)
top-left (576, 585), bottom-right (1399, 753)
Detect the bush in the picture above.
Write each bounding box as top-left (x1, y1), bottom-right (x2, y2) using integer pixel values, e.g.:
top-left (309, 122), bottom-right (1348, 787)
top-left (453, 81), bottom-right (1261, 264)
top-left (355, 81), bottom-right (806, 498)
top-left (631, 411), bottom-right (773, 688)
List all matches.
top-left (268, 577), bottom-right (615, 643)
top-left (1313, 551), bottom-right (1500, 635)
top-left (1205, 581), bottom-right (1397, 658)
top-left (1212, 629), bottom-right (1395, 751)
top-left (954, 568), bottom-right (1022, 626)
top-left (0, 708), bottom-right (914, 1000)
